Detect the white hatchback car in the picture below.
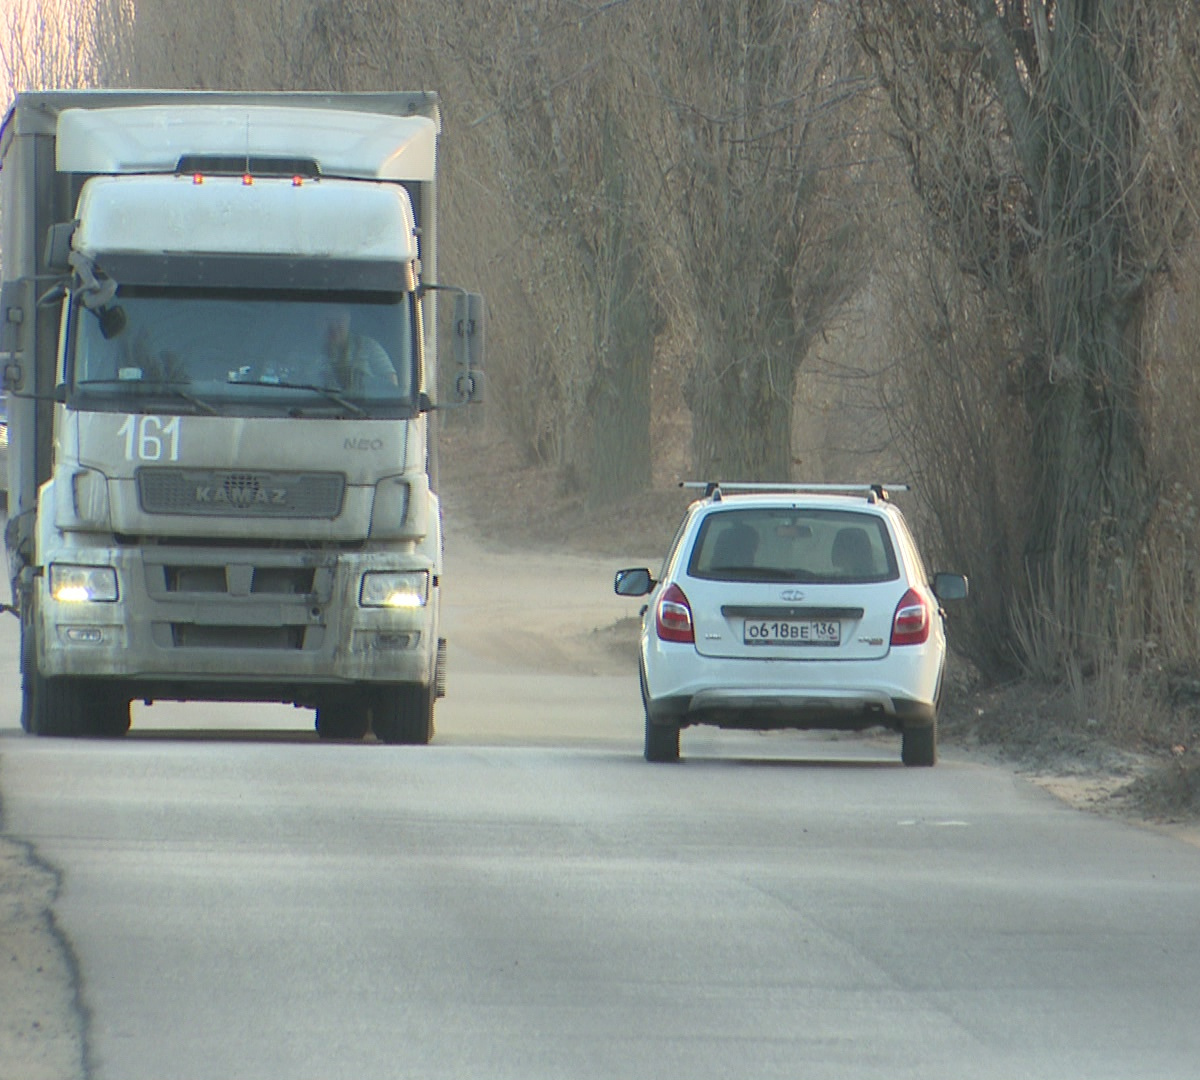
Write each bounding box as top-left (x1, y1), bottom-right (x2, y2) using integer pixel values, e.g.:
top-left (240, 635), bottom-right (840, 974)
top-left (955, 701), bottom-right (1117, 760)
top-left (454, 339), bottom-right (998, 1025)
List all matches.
top-left (614, 483), bottom-right (968, 765)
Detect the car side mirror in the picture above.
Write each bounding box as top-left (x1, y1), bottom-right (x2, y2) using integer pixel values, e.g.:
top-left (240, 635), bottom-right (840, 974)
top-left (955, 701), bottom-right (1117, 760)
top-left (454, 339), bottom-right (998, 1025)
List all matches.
top-left (932, 572), bottom-right (968, 602)
top-left (614, 567), bottom-right (655, 597)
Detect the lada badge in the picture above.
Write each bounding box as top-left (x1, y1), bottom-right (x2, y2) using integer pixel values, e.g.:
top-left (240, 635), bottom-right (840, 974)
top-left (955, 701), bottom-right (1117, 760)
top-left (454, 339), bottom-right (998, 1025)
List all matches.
top-left (779, 589), bottom-right (805, 602)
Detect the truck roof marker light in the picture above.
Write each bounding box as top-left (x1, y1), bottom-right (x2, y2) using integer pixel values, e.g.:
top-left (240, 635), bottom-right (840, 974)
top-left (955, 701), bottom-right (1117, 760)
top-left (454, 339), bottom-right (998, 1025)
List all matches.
top-left (242, 173), bottom-right (254, 186)
top-left (292, 175), bottom-right (304, 187)
top-left (192, 173), bottom-right (204, 185)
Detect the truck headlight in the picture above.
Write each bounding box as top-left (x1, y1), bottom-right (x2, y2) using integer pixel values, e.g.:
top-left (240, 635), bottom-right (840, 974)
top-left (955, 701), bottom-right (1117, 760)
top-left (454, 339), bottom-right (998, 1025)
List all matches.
top-left (49, 564), bottom-right (119, 603)
top-left (360, 570), bottom-right (428, 609)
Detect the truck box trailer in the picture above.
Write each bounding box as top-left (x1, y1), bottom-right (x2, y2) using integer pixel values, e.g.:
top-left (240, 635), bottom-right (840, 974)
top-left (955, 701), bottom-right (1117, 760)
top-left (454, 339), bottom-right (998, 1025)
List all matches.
top-left (0, 90), bottom-right (483, 740)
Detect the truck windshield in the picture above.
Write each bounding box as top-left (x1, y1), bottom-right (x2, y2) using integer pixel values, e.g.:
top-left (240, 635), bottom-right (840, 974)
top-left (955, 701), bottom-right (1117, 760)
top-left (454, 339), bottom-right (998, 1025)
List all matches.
top-left (69, 286), bottom-right (417, 416)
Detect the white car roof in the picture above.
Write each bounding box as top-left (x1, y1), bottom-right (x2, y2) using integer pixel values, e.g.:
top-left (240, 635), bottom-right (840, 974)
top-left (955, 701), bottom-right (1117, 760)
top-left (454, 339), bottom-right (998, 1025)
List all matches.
top-left (686, 491), bottom-right (903, 515)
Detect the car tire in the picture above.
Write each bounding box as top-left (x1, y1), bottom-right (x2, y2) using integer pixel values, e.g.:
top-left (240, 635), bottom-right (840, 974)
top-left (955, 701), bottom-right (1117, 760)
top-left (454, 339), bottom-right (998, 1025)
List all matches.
top-left (641, 666), bottom-right (680, 763)
top-left (371, 682), bottom-right (435, 745)
top-left (902, 718), bottom-right (937, 767)
top-left (645, 717), bottom-right (681, 763)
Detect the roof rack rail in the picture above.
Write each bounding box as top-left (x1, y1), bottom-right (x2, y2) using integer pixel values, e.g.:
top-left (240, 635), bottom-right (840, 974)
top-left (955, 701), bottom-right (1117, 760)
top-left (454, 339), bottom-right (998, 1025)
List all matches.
top-left (680, 480), bottom-right (910, 496)
top-left (680, 481), bottom-right (911, 503)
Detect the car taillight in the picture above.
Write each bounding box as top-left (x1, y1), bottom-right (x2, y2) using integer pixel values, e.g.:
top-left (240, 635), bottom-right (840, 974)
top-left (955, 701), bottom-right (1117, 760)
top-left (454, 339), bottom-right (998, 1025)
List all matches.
top-left (656, 583), bottom-right (695, 643)
top-left (891, 588), bottom-right (931, 646)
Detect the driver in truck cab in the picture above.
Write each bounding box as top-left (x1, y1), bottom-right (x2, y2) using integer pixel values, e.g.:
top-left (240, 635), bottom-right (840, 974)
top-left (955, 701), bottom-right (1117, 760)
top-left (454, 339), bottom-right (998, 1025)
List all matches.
top-left (320, 308), bottom-right (398, 391)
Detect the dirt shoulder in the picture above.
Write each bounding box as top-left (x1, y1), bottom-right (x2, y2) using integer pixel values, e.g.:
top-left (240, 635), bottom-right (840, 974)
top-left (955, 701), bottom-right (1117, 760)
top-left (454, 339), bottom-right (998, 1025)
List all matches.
top-left (937, 677), bottom-right (1200, 849)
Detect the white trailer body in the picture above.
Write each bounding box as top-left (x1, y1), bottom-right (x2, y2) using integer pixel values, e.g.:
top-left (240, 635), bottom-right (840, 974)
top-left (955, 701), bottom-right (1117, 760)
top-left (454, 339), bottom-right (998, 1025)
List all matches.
top-left (0, 90), bottom-right (482, 741)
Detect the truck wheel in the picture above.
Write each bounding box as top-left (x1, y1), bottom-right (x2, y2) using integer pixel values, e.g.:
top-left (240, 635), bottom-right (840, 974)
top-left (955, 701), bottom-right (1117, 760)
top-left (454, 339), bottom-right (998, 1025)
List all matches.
top-left (92, 688), bottom-right (131, 737)
top-left (31, 676), bottom-right (90, 737)
top-left (22, 602), bottom-right (129, 737)
top-left (371, 683), bottom-right (434, 745)
top-left (19, 606), bottom-right (85, 737)
top-left (901, 717), bottom-right (937, 767)
top-left (315, 695), bottom-right (371, 740)
top-left (19, 613), bottom-right (36, 734)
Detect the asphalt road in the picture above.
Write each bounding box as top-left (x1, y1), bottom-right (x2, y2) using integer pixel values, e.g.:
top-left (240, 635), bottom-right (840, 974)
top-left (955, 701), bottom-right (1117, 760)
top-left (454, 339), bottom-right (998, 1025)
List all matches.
top-left (1, 536), bottom-right (1199, 1080)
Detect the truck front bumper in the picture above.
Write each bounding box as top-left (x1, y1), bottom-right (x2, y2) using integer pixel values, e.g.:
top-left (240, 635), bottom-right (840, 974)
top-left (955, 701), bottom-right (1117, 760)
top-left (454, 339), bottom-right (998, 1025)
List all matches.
top-left (35, 542), bottom-right (438, 693)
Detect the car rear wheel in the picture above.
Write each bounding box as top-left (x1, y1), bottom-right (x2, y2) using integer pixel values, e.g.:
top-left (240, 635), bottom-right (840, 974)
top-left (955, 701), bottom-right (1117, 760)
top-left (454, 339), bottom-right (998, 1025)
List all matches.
top-left (640, 667), bottom-right (680, 763)
top-left (645, 717), bottom-right (680, 763)
top-left (901, 717), bottom-right (937, 767)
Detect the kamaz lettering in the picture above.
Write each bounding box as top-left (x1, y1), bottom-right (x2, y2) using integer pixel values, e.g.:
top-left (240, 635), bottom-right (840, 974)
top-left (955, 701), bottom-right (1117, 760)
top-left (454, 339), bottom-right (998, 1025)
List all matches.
top-left (194, 486), bottom-right (288, 506)
top-left (345, 438), bottom-right (384, 451)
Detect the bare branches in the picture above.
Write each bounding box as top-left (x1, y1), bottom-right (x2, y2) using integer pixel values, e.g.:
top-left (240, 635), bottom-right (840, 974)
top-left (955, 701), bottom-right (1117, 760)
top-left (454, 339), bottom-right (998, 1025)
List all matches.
top-left (0, 0), bottom-right (113, 102)
top-left (856, 0), bottom-right (1200, 679)
top-left (637, 1), bottom-right (873, 479)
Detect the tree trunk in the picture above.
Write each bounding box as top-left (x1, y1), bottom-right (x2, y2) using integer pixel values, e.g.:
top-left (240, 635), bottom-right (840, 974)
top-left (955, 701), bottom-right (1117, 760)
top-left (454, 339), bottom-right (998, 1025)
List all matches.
top-left (1021, 8), bottom-right (1153, 618)
top-left (687, 320), bottom-right (800, 483)
top-left (586, 107), bottom-right (656, 506)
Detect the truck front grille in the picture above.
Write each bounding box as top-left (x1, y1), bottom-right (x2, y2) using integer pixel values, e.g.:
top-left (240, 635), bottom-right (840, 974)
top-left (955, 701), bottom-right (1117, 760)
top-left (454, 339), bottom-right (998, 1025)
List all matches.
top-left (164, 565), bottom-right (317, 595)
top-left (138, 468), bottom-right (345, 519)
top-left (170, 625), bottom-right (307, 650)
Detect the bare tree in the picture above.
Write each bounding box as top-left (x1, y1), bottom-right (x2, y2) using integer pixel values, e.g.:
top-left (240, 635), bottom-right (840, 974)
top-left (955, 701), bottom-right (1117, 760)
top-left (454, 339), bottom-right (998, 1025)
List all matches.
top-left (0, 0), bottom-right (117, 96)
top-left (635, 1), bottom-right (872, 481)
top-left (856, 0), bottom-right (1200, 672)
top-left (473, 3), bottom-right (663, 503)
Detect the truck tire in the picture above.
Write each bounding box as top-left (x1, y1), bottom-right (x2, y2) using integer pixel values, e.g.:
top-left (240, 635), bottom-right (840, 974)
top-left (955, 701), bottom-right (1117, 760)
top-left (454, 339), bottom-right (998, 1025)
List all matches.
top-left (21, 600), bottom-right (129, 737)
top-left (371, 683), bottom-right (434, 745)
top-left (315, 694), bottom-right (371, 740)
top-left (91, 686), bottom-right (131, 737)
top-left (19, 612), bottom-right (36, 734)
top-left (31, 676), bottom-right (90, 737)
top-left (18, 603), bottom-right (81, 736)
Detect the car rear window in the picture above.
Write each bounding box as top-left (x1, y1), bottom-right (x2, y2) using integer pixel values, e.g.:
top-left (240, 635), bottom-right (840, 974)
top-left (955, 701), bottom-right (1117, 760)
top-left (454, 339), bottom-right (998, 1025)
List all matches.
top-left (687, 508), bottom-right (899, 583)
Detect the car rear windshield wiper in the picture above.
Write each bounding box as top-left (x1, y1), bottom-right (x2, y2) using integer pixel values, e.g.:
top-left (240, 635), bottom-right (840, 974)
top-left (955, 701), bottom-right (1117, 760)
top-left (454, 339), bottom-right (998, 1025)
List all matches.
top-left (74, 378), bottom-right (218, 415)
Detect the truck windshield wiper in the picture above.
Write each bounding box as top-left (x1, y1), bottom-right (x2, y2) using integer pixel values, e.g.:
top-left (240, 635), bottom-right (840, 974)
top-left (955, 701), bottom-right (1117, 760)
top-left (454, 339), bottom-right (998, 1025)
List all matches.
top-left (74, 378), bottom-right (218, 415)
top-left (242, 380), bottom-right (367, 417)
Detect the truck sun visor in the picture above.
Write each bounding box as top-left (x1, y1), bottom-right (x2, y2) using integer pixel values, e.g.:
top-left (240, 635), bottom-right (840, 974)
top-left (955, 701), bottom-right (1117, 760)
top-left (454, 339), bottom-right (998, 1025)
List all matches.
top-left (93, 254), bottom-right (411, 292)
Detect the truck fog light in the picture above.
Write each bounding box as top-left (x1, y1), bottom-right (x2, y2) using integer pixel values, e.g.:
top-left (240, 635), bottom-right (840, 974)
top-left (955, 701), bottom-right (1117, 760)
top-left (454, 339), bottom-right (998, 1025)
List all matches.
top-left (360, 570), bottom-right (428, 608)
top-left (64, 627), bottom-right (105, 643)
top-left (50, 564), bottom-right (119, 603)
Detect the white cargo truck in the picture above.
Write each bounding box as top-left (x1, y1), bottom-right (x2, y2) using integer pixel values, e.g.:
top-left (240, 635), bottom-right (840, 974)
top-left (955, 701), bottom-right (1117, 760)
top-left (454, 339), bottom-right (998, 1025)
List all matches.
top-left (0, 90), bottom-right (483, 740)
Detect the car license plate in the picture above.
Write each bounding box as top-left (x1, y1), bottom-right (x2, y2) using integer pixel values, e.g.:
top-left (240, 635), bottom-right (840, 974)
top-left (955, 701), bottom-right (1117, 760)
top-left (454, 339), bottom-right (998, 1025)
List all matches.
top-left (743, 619), bottom-right (840, 646)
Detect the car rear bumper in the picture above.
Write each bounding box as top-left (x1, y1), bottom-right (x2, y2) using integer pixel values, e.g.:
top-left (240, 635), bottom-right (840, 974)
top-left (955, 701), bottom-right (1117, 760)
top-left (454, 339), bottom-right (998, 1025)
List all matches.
top-left (642, 639), bottom-right (942, 726)
top-left (646, 686), bottom-right (936, 732)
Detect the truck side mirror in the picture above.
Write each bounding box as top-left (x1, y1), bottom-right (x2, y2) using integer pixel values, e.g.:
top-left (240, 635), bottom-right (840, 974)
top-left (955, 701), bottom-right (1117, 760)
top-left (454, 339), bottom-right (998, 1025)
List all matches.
top-left (0, 279), bottom-right (29, 392)
top-left (452, 291), bottom-right (485, 403)
top-left (44, 222), bottom-right (77, 273)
